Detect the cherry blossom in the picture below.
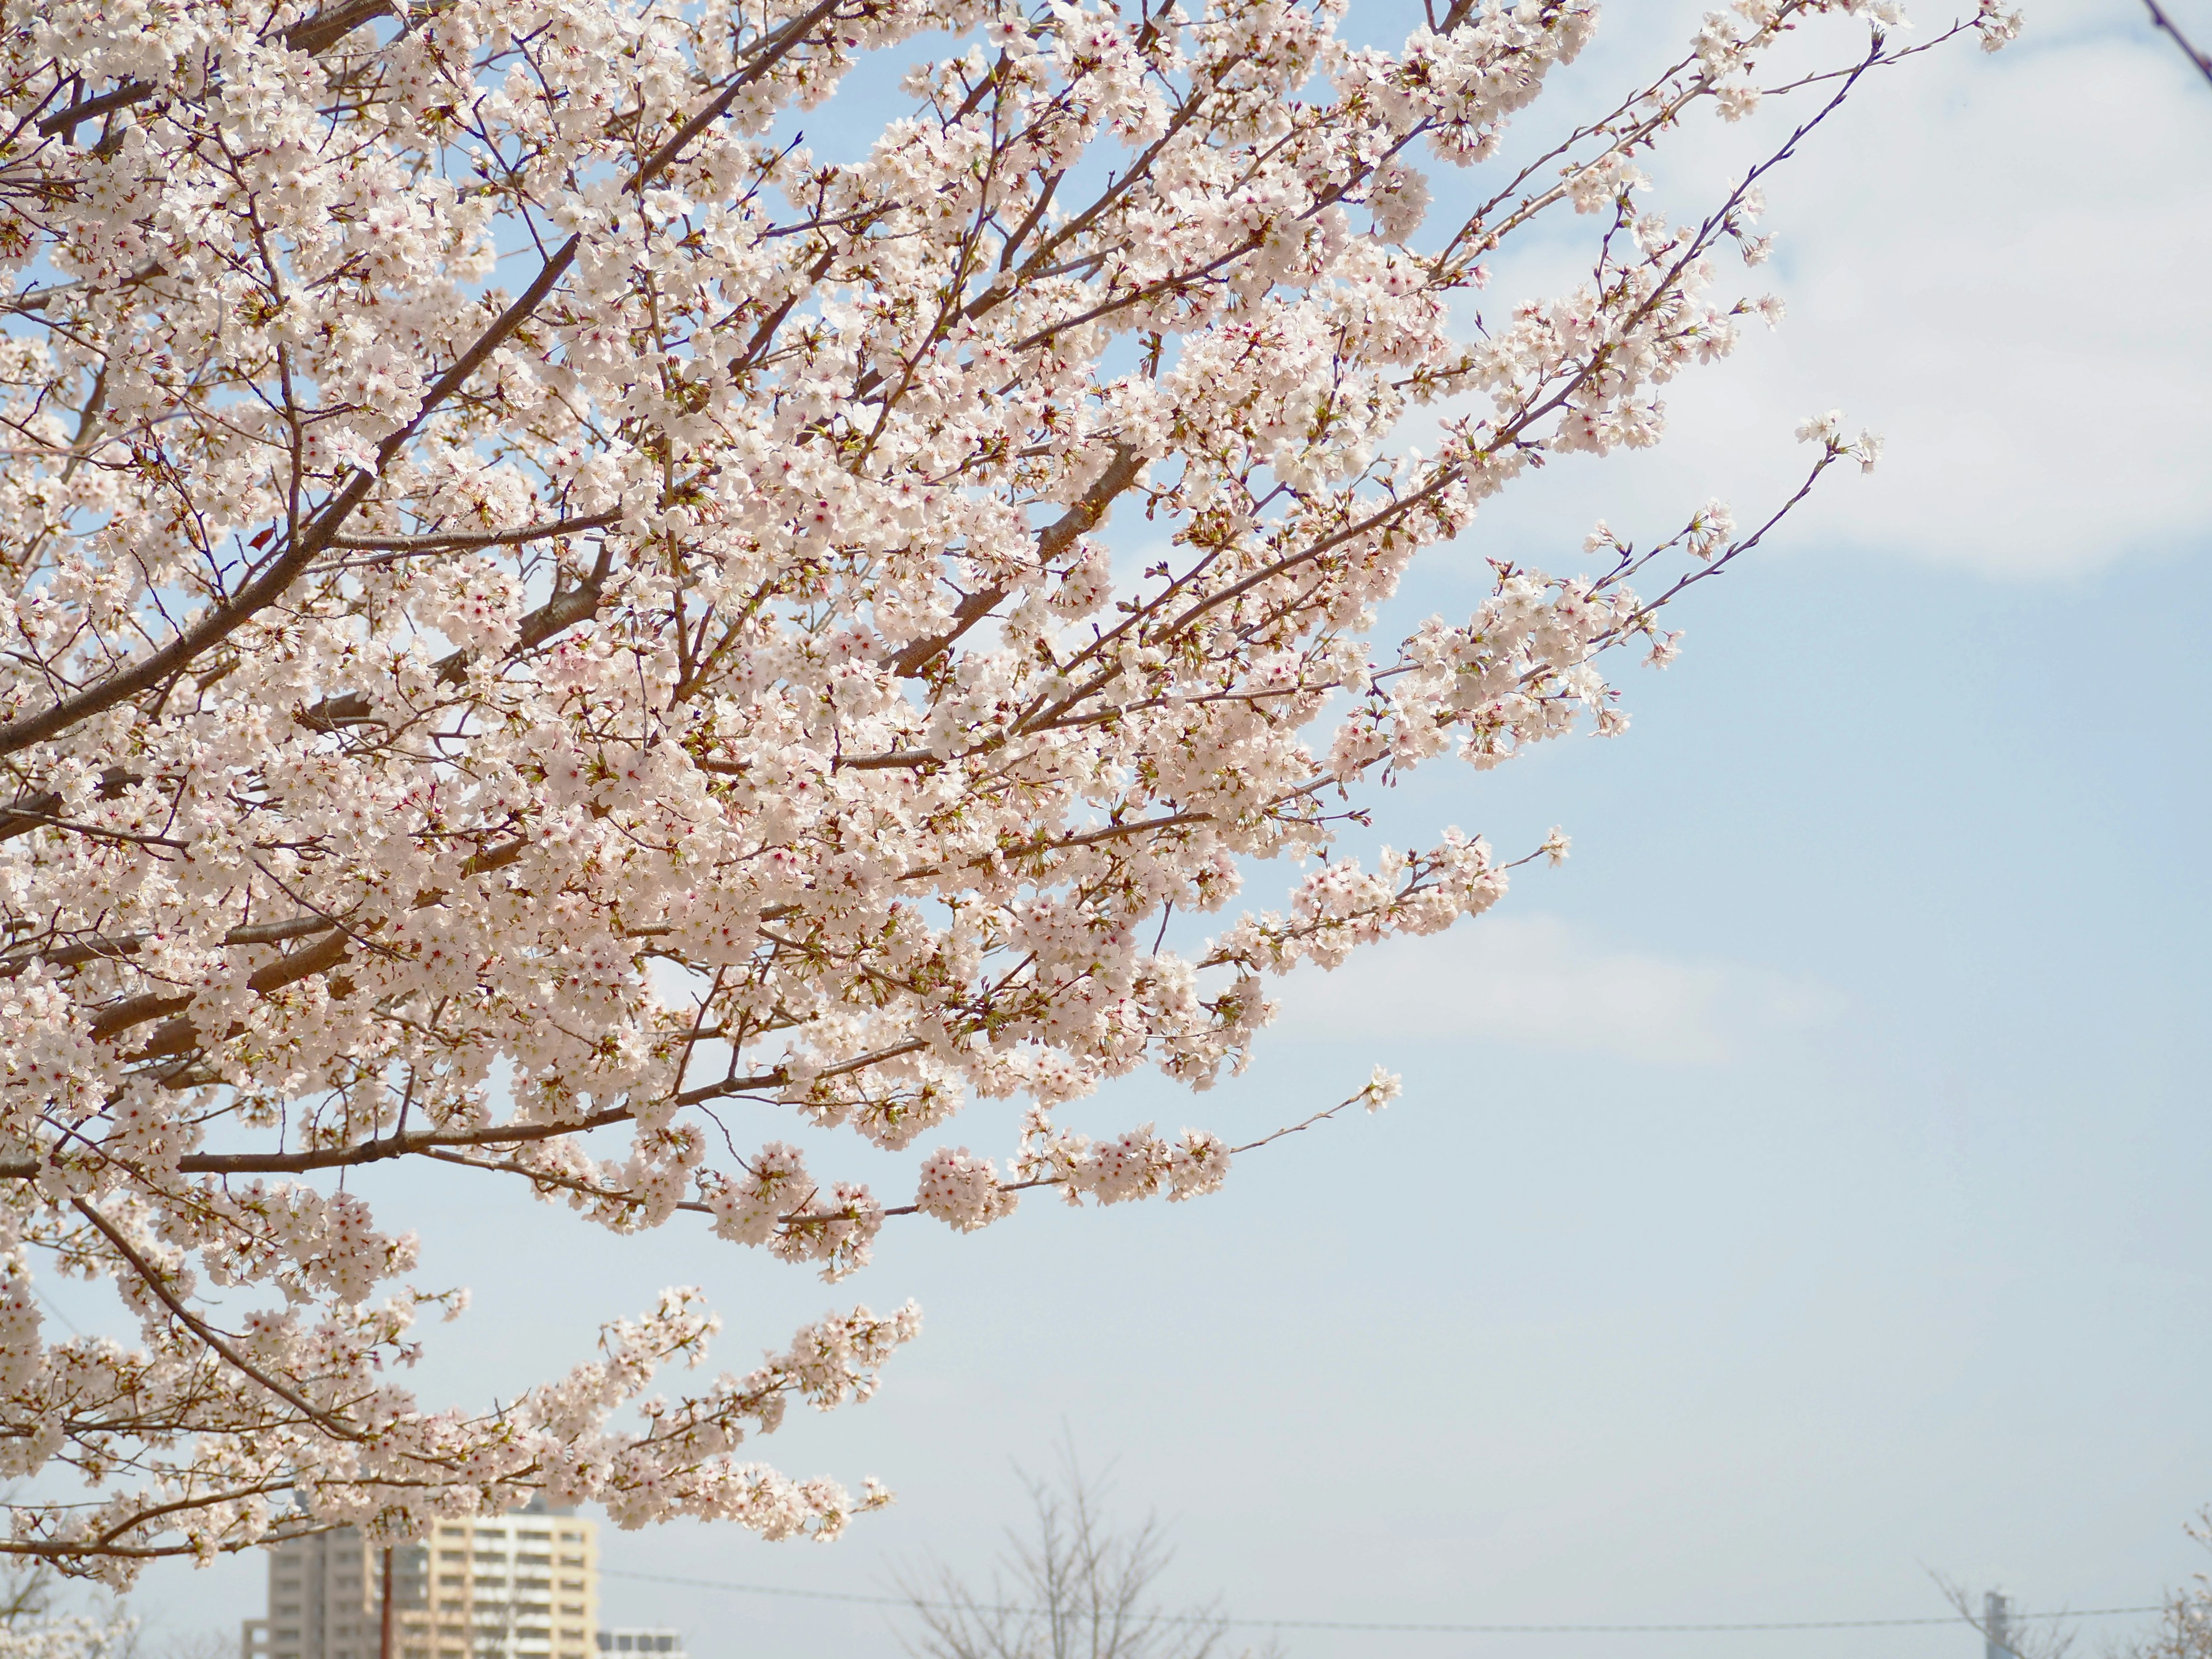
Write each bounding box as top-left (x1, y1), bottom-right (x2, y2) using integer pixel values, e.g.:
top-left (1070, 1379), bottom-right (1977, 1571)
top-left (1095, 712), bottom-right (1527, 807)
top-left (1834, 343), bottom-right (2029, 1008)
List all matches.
top-left (0, 1612), bottom-right (134, 1659)
top-left (0, 0), bottom-right (2012, 1579)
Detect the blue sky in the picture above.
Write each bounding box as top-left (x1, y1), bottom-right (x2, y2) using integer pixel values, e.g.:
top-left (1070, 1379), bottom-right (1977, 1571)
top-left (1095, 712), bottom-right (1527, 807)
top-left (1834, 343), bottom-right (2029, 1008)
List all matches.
top-left (94, 3), bottom-right (2212, 1656)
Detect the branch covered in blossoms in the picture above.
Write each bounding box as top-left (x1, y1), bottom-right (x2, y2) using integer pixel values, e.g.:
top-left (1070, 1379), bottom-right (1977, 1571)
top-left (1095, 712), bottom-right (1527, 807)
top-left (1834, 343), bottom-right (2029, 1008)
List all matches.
top-left (0, 1615), bottom-right (134, 1659)
top-left (0, 0), bottom-right (2010, 1578)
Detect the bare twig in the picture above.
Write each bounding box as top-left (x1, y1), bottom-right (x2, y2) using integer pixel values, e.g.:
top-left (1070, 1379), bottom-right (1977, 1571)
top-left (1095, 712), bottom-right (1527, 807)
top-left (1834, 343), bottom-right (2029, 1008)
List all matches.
top-left (2145, 0), bottom-right (2212, 86)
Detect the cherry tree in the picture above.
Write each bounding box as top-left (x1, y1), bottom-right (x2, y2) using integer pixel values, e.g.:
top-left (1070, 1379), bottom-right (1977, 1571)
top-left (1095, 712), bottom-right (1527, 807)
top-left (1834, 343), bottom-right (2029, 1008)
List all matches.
top-left (0, 0), bottom-right (2018, 1580)
top-left (2125, 1509), bottom-right (2212, 1659)
top-left (0, 1558), bottom-right (132, 1659)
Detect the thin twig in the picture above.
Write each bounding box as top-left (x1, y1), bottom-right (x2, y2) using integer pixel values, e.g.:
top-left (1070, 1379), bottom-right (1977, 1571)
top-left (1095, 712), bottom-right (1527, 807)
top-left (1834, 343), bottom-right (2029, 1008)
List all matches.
top-left (2145, 0), bottom-right (2212, 85)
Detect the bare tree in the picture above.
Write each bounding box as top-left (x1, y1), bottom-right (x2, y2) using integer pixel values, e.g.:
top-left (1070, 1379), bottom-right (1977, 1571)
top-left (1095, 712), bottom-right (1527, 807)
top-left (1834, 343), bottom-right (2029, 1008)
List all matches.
top-left (0, 1554), bottom-right (132, 1659)
top-left (895, 1450), bottom-right (1278, 1659)
top-left (1932, 1572), bottom-right (2081, 1659)
top-left (1, 1562), bottom-right (55, 1629)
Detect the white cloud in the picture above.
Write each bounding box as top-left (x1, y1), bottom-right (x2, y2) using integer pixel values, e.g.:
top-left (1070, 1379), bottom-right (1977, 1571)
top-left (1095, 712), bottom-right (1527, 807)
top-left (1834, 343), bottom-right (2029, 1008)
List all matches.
top-left (1446, 3), bottom-right (2212, 580)
top-left (1268, 912), bottom-right (1839, 1066)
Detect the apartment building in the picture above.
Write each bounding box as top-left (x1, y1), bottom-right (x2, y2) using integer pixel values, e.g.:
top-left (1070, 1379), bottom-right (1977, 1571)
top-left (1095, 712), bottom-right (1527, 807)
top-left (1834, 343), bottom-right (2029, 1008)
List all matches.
top-left (594, 1633), bottom-right (684, 1658)
top-left (243, 1505), bottom-right (598, 1659)
top-left (240, 1528), bottom-right (431, 1659)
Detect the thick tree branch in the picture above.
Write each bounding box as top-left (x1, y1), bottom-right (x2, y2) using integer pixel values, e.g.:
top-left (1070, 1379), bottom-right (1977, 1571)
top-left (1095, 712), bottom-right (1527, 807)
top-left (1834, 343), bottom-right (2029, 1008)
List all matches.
top-left (2, 1103), bottom-right (650, 1182)
top-left (36, 82), bottom-right (153, 142)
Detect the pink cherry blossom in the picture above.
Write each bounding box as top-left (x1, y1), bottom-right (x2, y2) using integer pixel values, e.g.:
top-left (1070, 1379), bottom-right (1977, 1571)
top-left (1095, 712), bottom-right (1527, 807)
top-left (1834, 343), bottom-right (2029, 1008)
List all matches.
top-left (0, 0), bottom-right (2012, 1581)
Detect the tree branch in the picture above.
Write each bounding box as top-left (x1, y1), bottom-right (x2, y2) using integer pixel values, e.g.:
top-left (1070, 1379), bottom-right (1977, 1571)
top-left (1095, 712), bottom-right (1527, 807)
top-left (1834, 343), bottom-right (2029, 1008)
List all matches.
top-left (70, 1198), bottom-right (371, 1440)
top-left (2145, 0), bottom-right (2212, 85)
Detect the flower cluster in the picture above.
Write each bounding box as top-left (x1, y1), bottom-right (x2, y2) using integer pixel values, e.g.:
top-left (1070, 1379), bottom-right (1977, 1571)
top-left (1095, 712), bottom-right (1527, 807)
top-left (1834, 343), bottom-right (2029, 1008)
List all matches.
top-left (0, 0), bottom-right (2009, 1578)
top-left (701, 1145), bottom-right (886, 1279)
top-left (0, 1615), bottom-right (135, 1659)
top-left (1018, 1119), bottom-right (1235, 1207)
top-left (913, 1147), bottom-right (1021, 1232)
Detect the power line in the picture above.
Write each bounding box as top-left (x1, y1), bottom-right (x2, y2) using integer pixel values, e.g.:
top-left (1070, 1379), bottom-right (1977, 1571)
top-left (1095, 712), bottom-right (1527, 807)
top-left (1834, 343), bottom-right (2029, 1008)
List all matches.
top-left (599, 1570), bottom-right (2161, 1635)
top-left (28, 1280), bottom-right (82, 1336)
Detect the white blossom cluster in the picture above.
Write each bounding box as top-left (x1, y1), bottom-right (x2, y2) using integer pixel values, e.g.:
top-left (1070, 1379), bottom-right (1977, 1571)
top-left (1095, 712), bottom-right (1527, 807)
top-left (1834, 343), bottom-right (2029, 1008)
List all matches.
top-left (0, 0), bottom-right (2010, 1581)
top-left (1017, 1115), bottom-right (1233, 1206)
top-left (700, 1142), bottom-right (886, 1275)
top-left (912, 1146), bottom-right (1020, 1231)
top-left (0, 1615), bottom-right (134, 1659)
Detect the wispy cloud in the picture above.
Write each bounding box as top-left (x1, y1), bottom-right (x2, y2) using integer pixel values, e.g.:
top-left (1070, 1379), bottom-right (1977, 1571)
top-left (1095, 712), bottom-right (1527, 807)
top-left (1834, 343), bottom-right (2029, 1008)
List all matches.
top-left (1719, 21), bottom-right (2212, 578)
top-left (1452, 3), bottom-right (2212, 581)
top-left (1268, 913), bottom-right (1839, 1066)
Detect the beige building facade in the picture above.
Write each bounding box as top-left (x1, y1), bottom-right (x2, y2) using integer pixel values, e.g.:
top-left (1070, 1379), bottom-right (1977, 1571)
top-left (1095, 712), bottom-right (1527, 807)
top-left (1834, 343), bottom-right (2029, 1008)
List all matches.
top-left (243, 1506), bottom-right (598, 1659)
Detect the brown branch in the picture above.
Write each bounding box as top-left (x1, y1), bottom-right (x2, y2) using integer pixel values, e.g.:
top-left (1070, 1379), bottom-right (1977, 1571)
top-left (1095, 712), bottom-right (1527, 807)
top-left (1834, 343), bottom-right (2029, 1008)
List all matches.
top-left (36, 82), bottom-right (153, 141)
top-left (0, 183), bottom-right (619, 753)
top-left (885, 442), bottom-right (1143, 677)
top-left (279, 0), bottom-right (398, 55)
top-left (625, 0), bottom-right (846, 192)
top-left (5, 913), bottom-right (346, 980)
top-left (92, 930), bottom-right (358, 1058)
top-left (296, 692), bottom-right (376, 731)
top-left (70, 1199), bottom-right (369, 1438)
top-left (1, 1490), bottom-right (317, 1565)
top-left (675, 1040), bottom-right (915, 1108)
top-left (2145, 0), bottom-right (2212, 85)
top-left (3, 835), bottom-right (531, 1063)
top-left (86, 994), bottom-right (194, 1043)
top-left (319, 509), bottom-right (622, 559)
top-left (422, 1147), bottom-right (718, 1215)
top-left (245, 927), bottom-right (353, 995)
top-left (833, 748), bottom-right (940, 772)
top-left (0, 812), bottom-right (185, 850)
top-left (2, 1103), bottom-right (649, 1183)
top-left (0, 0), bottom-right (857, 760)
top-left (1, 764), bottom-right (143, 841)
top-left (886, 586), bottom-right (1008, 679)
top-left (884, 809), bottom-right (1217, 880)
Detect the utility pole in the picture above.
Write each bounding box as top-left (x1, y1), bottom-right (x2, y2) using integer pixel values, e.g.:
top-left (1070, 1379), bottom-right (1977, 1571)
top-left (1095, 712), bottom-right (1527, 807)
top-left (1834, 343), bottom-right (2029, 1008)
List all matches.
top-left (1986, 1589), bottom-right (2015, 1659)
top-left (379, 1544), bottom-right (396, 1659)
